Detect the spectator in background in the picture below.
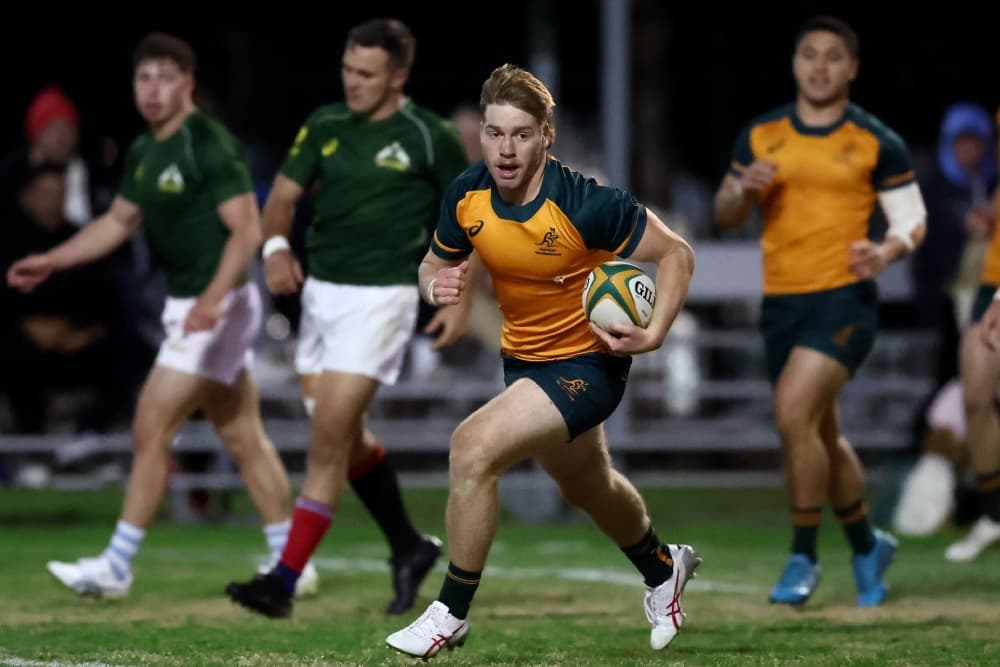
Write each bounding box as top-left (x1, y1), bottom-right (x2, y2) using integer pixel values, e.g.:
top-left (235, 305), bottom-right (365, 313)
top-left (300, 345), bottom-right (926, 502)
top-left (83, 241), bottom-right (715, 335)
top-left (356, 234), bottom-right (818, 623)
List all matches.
top-left (1, 86), bottom-right (93, 226)
top-left (0, 164), bottom-right (138, 434)
top-left (911, 102), bottom-right (997, 398)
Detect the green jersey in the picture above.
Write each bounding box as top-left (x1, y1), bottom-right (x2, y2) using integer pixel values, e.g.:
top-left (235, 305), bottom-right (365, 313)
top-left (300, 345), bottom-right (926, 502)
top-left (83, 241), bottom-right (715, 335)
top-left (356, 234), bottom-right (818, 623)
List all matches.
top-left (119, 110), bottom-right (253, 297)
top-left (279, 100), bottom-right (469, 285)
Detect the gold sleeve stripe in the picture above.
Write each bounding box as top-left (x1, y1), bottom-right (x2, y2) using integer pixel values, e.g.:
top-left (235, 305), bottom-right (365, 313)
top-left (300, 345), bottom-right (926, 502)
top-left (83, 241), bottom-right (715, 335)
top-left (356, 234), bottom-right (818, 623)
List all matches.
top-left (433, 230), bottom-right (465, 254)
top-left (881, 170), bottom-right (916, 189)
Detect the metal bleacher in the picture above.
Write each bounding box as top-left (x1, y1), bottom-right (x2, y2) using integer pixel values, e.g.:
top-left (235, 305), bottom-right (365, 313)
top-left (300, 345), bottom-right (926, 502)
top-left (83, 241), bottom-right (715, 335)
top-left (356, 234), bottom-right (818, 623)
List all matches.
top-left (0, 241), bottom-right (934, 494)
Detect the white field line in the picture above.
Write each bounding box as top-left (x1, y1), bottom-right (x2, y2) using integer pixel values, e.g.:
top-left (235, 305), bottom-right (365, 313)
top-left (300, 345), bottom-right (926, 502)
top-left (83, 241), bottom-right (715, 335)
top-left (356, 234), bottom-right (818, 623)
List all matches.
top-left (2, 660), bottom-right (125, 667)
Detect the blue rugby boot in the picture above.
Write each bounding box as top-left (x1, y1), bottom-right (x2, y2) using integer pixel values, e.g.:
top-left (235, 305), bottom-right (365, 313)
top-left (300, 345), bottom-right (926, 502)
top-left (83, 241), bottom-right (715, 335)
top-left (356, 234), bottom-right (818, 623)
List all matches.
top-left (768, 553), bottom-right (820, 605)
top-left (852, 529), bottom-right (898, 607)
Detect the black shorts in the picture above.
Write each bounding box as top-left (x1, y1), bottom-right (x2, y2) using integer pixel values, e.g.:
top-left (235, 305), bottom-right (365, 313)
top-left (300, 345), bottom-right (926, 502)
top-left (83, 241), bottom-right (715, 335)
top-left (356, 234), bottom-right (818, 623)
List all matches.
top-left (502, 352), bottom-right (632, 440)
top-left (971, 283), bottom-right (997, 324)
top-left (760, 281), bottom-right (878, 383)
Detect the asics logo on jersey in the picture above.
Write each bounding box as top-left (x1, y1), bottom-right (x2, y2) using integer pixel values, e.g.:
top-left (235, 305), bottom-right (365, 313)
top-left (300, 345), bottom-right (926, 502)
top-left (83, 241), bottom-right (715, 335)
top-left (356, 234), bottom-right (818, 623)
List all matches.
top-left (157, 164), bottom-right (185, 194)
top-left (375, 142), bottom-right (411, 172)
top-left (556, 377), bottom-right (588, 400)
top-left (535, 227), bottom-right (562, 256)
top-left (468, 220), bottom-right (485, 237)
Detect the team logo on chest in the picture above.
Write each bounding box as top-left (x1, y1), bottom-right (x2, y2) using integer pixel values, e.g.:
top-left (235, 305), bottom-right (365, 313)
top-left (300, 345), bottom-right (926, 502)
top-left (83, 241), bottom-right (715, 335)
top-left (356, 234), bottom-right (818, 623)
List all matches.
top-left (375, 142), bottom-right (411, 172)
top-left (835, 140), bottom-right (859, 166)
top-left (535, 227), bottom-right (562, 256)
top-left (157, 164), bottom-right (185, 194)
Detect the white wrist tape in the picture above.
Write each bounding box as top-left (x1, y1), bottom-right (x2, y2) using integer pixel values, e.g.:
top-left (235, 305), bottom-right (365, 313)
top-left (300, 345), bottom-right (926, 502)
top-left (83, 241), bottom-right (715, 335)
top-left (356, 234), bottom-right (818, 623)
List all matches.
top-left (425, 278), bottom-right (439, 306)
top-left (993, 287), bottom-right (1000, 302)
top-left (879, 182), bottom-right (926, 252)
top-left (262, 235), bottom-right (291, 259)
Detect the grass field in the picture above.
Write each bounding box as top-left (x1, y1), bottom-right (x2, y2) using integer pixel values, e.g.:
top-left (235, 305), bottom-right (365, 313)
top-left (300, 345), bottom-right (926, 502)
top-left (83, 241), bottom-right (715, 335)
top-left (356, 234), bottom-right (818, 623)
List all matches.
top-left (1, 485), bottom-right (998, 666)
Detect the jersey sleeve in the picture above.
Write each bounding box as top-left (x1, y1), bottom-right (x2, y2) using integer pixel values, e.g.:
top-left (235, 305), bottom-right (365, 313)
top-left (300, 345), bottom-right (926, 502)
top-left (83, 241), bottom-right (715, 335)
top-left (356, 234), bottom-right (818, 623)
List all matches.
top-left (728, 123), bottom-right (755, 177)
top-left (575, 181), bottom-right (648, 258)
top-left (873, 128), bottom-right (916, 191)
top-left (200, 129), bottom-right (253, 205)
top-left (117, 137), bottom-right (145, 205)
top-left (430, 179), bottom-right (473, 261)
top-left (278, 112), bottom-right (322, 187)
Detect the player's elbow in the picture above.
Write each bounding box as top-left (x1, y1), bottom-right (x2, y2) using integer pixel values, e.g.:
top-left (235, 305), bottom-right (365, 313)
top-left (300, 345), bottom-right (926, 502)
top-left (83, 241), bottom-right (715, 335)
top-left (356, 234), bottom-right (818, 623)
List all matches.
top-left (667, 235), bottom-right (695, 280)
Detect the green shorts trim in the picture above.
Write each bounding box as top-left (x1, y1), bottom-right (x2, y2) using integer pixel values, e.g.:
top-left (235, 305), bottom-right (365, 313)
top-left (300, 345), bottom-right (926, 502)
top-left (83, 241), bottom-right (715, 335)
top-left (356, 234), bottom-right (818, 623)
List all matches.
top-left (502, 352), bottom-right (632, 440)
top-left (760, 280), bottom-right (878, 383)
top-left (971, 283), bottom-right (997, 324)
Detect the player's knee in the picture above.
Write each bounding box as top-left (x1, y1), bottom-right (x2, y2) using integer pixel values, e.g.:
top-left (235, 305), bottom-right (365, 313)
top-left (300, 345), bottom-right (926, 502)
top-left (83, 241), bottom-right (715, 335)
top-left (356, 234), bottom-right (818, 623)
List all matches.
top-left (449, 423), bottom-right (499, 482)
top-left (218, 426), bottom-right (262, 462)
top-left (773, 399), bottom-right (817, 442)
top-left (132, 411), bottom-right (173, 453)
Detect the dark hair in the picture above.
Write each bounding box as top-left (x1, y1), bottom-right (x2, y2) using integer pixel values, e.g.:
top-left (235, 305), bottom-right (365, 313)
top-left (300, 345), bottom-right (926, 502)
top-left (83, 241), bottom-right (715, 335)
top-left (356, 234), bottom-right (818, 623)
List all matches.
top-left (794, 16), bottom-right (859, 58)
top-left (346, 18), bottom-right (415, 71)
top-left (16, 161), bottom-right (65, 194)
top-left (132, 32), bottom-right (196, 73)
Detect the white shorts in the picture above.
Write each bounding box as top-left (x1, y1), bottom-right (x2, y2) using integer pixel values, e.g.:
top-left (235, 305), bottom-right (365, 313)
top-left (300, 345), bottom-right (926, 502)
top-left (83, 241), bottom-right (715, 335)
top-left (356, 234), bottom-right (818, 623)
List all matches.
top-left (295, 277), bottom-right (418, 385)
top-left (155, 283), bottom-right (262, 386)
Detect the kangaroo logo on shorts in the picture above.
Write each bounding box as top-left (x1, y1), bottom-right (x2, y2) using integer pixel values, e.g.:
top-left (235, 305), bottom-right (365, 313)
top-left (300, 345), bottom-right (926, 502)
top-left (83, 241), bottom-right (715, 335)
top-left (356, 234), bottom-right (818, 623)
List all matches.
top-left (556, 377), bottom-right (588, 401)
top-left (832, 324), bottom-right (855, 348)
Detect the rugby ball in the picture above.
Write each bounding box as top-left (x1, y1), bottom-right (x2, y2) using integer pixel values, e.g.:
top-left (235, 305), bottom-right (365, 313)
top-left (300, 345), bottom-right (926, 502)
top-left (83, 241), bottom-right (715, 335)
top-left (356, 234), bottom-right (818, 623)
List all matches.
top-left (582, 261), bottom-right (656, 329)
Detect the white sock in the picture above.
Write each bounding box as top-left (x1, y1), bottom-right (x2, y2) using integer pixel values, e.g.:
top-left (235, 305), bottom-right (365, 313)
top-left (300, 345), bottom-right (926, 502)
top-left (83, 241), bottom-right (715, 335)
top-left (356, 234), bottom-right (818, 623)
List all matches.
top-left (103, 520), bottom-right (145, 581)
top-left (264, 520), bottom-right (291, 561)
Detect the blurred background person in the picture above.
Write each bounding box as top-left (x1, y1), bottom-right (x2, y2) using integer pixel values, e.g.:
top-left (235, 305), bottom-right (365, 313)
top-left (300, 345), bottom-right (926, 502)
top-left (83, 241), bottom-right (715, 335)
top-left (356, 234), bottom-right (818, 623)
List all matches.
top-left (0, 164), bottom-right (142, 435)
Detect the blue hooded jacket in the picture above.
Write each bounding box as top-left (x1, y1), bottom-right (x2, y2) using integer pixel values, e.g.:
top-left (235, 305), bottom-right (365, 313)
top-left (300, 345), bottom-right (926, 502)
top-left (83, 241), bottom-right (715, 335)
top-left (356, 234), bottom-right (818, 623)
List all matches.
top-left (914, 102), bottom-right (998, 288)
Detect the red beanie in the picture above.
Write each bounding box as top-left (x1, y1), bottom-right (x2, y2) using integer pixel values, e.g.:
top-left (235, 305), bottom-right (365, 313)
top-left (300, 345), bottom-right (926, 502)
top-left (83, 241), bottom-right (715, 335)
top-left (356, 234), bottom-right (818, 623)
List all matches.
top-left (25, 85), bottom-right (80, 145)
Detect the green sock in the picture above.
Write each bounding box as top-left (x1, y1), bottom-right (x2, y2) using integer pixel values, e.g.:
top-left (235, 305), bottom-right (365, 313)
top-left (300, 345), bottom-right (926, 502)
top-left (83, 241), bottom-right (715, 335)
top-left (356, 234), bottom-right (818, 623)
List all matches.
top-left (437, 562), bottom-right (481, 620)
top-left (836, 500), bottom-right (875, 555)
top-left (621, 527), bottom-right (674, 587)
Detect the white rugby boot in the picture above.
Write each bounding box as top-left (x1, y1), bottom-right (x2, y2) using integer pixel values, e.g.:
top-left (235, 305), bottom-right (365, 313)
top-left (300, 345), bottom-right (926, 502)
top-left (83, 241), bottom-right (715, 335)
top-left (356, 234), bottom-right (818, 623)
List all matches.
top-left (945, 516), bottom-right (1000, 563)
top-left (386, 600), bottom-right (470, 659)
top-left (643, 543), bottom-right (701, 650)
top-left (47, 555), bottom-right (132, 599)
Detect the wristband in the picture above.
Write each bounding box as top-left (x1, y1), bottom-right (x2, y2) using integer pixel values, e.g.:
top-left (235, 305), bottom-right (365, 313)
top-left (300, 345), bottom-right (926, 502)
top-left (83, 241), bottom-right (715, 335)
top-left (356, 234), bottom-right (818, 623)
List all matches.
top-left (993, 287), bottom-right (1000, 302)
top-left (262, 236), bottom-right (291, 259)
top-left (426, 279), bottom-right (439, 306)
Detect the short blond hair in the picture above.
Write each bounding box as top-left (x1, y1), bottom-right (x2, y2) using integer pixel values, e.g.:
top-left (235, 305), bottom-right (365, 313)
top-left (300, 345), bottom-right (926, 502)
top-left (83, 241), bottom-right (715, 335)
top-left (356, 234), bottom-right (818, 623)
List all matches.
top-left (480, 64), bottom-right (556, 145)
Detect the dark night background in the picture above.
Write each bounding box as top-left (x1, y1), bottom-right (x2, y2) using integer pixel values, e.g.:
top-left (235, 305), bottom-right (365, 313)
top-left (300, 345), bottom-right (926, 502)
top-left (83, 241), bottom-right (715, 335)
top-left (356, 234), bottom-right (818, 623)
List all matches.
top-left (2, 1), bottom-right (997, 194)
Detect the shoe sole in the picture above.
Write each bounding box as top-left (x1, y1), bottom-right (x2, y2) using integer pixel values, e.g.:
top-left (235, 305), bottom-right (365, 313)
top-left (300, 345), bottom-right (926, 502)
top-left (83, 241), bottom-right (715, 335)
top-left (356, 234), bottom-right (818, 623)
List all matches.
top-left (386, 624), bottom-right (469, 659)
